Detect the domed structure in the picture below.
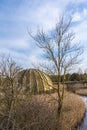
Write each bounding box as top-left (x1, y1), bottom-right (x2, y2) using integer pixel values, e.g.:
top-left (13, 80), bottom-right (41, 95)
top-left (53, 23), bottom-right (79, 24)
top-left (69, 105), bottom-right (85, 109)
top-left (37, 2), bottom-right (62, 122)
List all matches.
top-left (17, 69), bottom-right (53, 93)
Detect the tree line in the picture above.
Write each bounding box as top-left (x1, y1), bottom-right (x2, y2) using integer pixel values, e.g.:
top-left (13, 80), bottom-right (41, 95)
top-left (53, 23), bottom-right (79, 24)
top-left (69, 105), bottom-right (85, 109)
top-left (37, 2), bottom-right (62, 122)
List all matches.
top-left (50, 72), bottom-right (87, 83)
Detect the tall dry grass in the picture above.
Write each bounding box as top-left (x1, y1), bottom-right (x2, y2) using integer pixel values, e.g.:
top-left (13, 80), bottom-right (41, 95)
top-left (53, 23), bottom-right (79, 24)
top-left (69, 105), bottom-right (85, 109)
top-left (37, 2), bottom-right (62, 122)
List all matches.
top-left (6, 91), bottom-right (85, 130)
top-left (76, 89), bottom-right (87, 96)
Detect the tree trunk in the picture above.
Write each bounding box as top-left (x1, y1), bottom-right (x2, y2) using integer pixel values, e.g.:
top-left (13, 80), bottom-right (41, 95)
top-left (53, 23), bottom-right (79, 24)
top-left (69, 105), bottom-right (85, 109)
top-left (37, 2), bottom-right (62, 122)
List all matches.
top-left (57, 98), bottom-right (62, 115)
top-left (57, 98), bottom-right (63, 130)
top-left (6, 101), bottom-right (14, 130)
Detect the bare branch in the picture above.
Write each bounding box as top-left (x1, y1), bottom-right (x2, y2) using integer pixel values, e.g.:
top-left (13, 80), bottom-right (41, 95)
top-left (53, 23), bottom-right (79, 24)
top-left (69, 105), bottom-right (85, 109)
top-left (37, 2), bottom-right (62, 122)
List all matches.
top-left (29, 14), bottom-right (83, 114)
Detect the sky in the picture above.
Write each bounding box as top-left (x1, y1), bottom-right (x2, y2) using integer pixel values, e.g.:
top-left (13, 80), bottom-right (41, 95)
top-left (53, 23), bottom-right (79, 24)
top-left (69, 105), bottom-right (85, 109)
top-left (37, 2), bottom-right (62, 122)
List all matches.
top-left (0, 0), bottom-right (87, 72)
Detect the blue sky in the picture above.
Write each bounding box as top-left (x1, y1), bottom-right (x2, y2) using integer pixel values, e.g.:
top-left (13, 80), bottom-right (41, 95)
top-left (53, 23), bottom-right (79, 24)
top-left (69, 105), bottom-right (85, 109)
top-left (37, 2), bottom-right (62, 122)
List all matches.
top-left (0, 0), bottom-right (87, 72)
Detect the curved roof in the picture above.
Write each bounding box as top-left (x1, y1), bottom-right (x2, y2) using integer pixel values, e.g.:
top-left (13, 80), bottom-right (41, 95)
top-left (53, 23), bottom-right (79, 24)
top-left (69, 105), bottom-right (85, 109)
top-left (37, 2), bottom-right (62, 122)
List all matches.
top-left (17, 69), bottom-right (53, 93)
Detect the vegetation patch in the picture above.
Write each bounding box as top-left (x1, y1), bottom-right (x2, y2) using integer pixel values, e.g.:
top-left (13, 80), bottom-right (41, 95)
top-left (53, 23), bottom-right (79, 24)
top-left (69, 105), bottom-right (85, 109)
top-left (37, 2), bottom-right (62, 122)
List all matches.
top-left (76, 89), bottom-right (87, 96)
top-left (61, 92), bottom-right (85, 130)
top-left (3, 91), bottom-right (85, 130)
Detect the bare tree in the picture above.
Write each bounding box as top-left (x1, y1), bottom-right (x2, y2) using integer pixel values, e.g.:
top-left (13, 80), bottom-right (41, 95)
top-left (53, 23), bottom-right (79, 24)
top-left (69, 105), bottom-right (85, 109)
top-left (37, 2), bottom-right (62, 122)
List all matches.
top-left (29, 15), bottom-right (83, 114)
top-left (0, 54), bottom-right (22, 130)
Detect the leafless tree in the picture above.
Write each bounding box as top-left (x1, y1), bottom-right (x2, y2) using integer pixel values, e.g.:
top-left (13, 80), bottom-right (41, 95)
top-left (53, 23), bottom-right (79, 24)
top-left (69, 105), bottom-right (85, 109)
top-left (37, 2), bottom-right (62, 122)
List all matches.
top-left (29, 15), bottom-right (83, 115)
top-left (0, 54), bottom-right (22, 130)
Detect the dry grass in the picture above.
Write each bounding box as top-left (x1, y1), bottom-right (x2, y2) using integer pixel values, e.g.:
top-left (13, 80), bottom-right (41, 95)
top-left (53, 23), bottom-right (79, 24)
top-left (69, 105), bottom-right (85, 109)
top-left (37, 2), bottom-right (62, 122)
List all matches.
top-left (61, 92), bottom-right (85, 130)
top-left (76, 88), bottom-right (87, 96)
top-left (14, 91), bottom-right (85, 130)
top-left (53, 84), bottom-right (67, 91)
top-left (0, 82), bottom-right (85, 130)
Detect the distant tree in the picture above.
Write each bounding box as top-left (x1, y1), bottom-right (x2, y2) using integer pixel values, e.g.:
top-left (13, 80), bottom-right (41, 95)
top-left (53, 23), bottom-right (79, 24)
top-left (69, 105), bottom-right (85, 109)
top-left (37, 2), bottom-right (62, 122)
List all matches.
top-left (82, 68), bottom-right (87, 81)
top-left (49, 75), bottom-right (58, 83)
top-left (61, 73), bottom-right (71, 82)
top-left (70, 73), bottom-right (81, 81)
top-left (78, 68), bottom-right (83, 75)
top-left (29, 15), bottom-right (83, 115)
top-left (84, 68), bottom-right (87, 74)
top-left (65, 73), bottom-right (71, 82)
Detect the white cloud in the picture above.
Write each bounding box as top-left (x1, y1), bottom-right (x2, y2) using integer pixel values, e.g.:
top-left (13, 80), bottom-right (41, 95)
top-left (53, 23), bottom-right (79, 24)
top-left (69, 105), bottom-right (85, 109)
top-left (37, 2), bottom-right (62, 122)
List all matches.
top-left (34, 4), bottom-right (60, 30)
top-left (0, 39), bottom-right (29, 50)
top-left (0, 39), bottom-right (43, 69)
top-left (73, 12), bottom-right (81, 22)
top-left (73, 0), bottom-right (87, 3)
top-left (72, 7), bottom-right (87, 58)
top-left (0, 0), bottom-right (87, 70)
top-left (72, 8), bottom-right (87, 22)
